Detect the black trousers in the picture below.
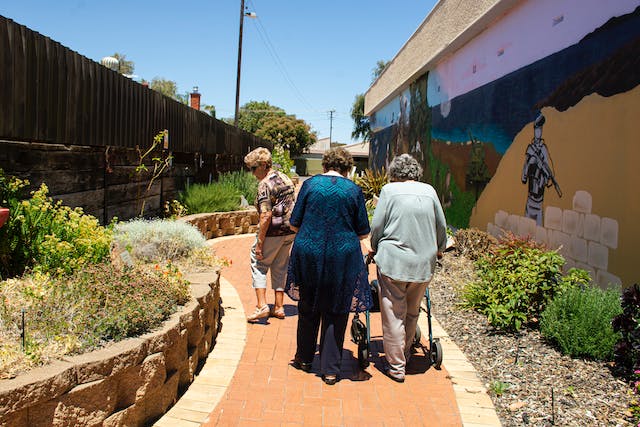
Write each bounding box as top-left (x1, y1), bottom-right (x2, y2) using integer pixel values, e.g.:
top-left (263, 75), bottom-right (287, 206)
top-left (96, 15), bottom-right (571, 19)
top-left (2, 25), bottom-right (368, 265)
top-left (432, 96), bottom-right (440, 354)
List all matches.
top-left (296, 300), bottom-right (349, 376)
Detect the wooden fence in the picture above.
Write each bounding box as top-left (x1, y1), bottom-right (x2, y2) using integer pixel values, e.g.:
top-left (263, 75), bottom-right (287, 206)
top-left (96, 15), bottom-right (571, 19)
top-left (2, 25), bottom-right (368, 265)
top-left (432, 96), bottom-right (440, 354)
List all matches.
top-left (0, 15), bottom-right (271, 222)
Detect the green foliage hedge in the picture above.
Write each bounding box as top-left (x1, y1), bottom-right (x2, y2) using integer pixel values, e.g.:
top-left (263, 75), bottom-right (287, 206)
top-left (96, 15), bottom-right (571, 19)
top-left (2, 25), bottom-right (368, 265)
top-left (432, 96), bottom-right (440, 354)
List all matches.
top-left (216, 170), bottom-right (258, 203)
top-left (180, 171), bottom-right (258, 214)
top-left (541, 285), bottom-right (622, 360)
top-left (180, 182), bottom-right (241, 214)
top-left (462, 233), bottom-right (591, 331)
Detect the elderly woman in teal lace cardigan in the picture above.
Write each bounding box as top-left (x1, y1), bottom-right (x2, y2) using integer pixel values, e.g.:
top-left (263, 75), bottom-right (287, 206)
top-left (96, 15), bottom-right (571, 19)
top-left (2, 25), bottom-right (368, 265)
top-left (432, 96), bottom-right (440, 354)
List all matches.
top-left (285, 147), bottom-right (372, 385)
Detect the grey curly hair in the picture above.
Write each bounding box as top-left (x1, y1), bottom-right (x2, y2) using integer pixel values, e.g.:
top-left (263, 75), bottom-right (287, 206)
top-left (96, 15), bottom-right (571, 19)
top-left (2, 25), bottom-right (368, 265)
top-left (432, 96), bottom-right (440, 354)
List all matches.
top-left (388, 154), bottom-right (423, 181)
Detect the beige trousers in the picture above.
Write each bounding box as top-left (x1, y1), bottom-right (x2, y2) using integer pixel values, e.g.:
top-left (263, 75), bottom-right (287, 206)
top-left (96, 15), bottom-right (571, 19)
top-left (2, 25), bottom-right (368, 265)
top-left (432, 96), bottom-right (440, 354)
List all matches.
top-left (377, 269), bottom-right (429, 377)
top-left (250, 234), bottom-right (295, 290)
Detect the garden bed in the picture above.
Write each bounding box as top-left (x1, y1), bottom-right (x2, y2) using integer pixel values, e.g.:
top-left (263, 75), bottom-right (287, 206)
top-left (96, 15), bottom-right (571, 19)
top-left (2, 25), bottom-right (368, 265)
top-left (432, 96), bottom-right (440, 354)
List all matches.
top-left (430, 253), bottom-right (633, 426)
top-left (0, 270), bottom-right (221, 427)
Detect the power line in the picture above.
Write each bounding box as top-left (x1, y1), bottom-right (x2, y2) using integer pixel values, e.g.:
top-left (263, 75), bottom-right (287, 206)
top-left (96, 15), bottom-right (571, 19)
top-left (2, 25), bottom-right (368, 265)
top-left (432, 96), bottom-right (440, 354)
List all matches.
top-left (246, 0), bottom-right (316, 112)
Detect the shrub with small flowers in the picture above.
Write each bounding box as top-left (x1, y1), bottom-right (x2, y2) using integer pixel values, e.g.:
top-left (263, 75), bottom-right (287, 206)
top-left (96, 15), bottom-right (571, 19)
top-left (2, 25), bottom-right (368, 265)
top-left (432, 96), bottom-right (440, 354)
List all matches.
top-left (0, 262), bottom-right (190, 378)
top-left (0, 171), bottom-right (230, 379)
top-left (0, 170), bottom-right (112, 278)
top-left (164, 199), bottom-right (188, 219)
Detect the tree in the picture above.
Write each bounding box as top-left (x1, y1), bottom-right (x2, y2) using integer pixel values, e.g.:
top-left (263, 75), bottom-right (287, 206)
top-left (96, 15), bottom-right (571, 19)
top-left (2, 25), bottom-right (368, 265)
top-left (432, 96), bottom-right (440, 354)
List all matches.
top-left (203, 105), bottom-right (216, 118)
top-left (149, 78), bottom-right (179, 100)
top-left (255, 114), bottom-right (316, 156)
top-left (349, 60), bottom-right (390, 142)
top-left (112, 52), bottom-right (135, 75)
top-left (175, 91), bottom-right (193, 105)
top-left (237, 101), bottom-right (285, 134)
top-left (372, 59), bottom-right (390, 83)
top-left (230, 101), bottom-right (316, 155)
top-left (351, 93), bottom-right (371, 142)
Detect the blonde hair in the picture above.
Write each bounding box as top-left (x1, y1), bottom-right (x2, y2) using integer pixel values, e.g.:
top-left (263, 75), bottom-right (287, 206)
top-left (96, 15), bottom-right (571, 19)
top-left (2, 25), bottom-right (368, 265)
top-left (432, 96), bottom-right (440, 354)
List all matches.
top-left (244, 147), bottom-right (272, 168)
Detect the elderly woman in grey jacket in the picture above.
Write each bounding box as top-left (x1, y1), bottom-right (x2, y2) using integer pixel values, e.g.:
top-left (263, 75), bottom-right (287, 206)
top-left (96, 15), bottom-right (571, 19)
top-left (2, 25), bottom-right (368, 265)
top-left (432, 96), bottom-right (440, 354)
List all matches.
top-left (369, 154), bottom-right (447, 382)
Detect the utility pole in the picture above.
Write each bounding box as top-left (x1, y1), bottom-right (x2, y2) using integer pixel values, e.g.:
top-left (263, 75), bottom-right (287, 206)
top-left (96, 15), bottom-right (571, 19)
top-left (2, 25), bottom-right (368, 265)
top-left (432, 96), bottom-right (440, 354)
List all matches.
top-left (328, 109), bottom-right (335, 145)
top-left (234, 0), bottom-right (245, 127)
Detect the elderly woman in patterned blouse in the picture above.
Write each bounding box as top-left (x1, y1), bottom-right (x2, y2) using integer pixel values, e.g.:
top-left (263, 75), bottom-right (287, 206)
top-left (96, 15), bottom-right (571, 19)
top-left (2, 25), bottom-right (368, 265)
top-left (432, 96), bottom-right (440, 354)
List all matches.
top-left (244, 147), bottom-right (296, 322)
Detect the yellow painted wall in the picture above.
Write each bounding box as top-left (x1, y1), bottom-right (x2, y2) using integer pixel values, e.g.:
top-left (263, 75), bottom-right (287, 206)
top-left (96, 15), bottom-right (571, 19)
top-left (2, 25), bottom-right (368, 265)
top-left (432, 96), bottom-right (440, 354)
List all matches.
top-left (470, 85), bottom-right (640, 287)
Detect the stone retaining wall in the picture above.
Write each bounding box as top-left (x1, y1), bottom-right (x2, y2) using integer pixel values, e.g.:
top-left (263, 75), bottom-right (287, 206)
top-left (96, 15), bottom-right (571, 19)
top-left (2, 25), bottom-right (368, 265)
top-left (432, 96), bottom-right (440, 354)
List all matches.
top-left (0, 270), bottom-right (221, 427)
top-left (181, 209), bottom-right (259, 239)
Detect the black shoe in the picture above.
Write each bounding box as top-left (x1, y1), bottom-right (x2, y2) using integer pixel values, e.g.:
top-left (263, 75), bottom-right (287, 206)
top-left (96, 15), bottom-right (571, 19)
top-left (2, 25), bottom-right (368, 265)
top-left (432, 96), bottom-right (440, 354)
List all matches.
top-left (322, 374), bottom-right (338, 385)
top-left (291, 359), bottom-right (312, 372)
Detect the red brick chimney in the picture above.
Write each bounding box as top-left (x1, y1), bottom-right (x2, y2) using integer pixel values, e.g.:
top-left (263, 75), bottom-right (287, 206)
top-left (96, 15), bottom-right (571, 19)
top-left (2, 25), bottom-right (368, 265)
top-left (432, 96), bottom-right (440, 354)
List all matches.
top-left (190, 86), bottom-right (201, 110)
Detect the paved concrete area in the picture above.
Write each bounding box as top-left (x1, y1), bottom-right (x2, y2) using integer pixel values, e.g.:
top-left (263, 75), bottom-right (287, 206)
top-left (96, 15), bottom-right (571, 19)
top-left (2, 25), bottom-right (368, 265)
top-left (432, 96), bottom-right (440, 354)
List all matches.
top-left (155, 234), bottom-right (501, 426)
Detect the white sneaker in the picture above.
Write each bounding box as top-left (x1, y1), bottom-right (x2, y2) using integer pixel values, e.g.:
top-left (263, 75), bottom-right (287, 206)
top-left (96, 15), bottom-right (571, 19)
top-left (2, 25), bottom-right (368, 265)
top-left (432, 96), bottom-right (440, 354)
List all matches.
top-left (247, 305), bottom-right (270, 322)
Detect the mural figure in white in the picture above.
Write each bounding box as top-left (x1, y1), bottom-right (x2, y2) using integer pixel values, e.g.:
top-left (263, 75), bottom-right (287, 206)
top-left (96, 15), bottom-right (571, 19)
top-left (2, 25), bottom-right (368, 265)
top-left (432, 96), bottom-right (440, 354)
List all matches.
top-left (521, 113), bottom-right (562, 225)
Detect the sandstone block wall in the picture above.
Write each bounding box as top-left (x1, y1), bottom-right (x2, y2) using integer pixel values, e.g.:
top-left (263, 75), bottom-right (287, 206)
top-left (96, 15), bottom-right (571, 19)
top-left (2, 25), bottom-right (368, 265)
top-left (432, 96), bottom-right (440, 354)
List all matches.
top-left (181, 209), bottom-right (259, 239)
top-left (0, 271), bottom-right (221, 427)
top-left (487, 190), bottom-right (621, 287)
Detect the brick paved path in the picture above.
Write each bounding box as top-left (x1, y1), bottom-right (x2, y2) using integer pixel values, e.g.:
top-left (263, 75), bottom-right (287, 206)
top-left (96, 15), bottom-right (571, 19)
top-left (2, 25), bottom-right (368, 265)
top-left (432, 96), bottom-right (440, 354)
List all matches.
top-left (202, 234), bottom-right (462, 427)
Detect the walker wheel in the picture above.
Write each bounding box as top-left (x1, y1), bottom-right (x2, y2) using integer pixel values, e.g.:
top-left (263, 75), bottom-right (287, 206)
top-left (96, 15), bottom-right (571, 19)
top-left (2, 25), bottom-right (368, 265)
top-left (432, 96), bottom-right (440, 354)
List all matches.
top-left (430, 339), bottom-right (443, 369)
top-left (358, 341), bottom-right (370, 370)
top-left (413, 325), bottom-right (422, 348)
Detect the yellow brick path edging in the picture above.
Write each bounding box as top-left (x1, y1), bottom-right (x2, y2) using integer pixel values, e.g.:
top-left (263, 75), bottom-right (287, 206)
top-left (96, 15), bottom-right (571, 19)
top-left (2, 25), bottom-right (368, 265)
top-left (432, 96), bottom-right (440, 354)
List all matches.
top-left (153, 276), bottom-right (247, 427)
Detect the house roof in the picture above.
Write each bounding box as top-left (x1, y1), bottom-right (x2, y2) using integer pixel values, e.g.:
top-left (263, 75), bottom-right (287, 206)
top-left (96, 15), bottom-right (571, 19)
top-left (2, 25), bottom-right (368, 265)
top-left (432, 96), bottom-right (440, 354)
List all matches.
top-left (342, 141), bottom-right (369, 157)
top-left (306, 137), bottom-right (332, 154)
top-left (304, 137), bottom-right (368, 157)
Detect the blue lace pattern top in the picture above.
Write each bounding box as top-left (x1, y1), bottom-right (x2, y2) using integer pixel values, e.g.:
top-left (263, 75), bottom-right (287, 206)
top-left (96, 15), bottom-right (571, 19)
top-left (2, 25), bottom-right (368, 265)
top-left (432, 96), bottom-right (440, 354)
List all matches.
top-left (285, 174), bottom-right (372, 313)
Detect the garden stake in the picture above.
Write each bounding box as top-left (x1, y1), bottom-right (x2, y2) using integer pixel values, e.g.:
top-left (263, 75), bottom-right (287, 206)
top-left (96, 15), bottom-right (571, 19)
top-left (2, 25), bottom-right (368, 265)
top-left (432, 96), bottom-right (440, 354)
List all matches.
top-left (551, 386), bottom-right (555, 425)
top-left (20, 308), bottom-right (25, 351)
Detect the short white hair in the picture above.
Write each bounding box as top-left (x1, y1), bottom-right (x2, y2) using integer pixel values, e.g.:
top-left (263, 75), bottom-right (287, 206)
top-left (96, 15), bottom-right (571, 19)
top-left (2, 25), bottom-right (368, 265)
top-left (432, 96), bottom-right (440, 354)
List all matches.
top-left (388, 154), bottom-right (423, 181)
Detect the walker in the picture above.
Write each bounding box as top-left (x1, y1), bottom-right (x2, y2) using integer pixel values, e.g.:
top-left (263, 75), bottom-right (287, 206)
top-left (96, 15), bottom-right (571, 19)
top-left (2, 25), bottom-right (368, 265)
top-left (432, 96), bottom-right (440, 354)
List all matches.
top-left (350, 255), bottom-right (443, 370)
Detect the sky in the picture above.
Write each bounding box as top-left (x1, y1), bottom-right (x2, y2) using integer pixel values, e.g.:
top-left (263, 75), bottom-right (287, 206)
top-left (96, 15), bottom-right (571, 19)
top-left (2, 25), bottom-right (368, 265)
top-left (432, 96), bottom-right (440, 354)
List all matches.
top-left (1, 0), bottom-right (438, 147)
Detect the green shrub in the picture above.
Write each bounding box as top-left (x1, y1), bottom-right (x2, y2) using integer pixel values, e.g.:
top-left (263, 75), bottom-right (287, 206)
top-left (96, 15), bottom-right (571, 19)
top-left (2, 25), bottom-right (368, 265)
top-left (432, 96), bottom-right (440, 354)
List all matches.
top-left (0, 262), bottom-right (189, 377)
top-left (462, 233), bottom-right (587, 331)
top-left (271, 146), bottom-right (294, 177)
top-left (541, 284), bottom-right (622, 360)
top-left (0, 171), bottom-right (112, 278)
top-left (354, 168), bottom-right (388, 201)
top-left (217, 170), bottom-right (258, 204)
top-left (113, 219), bottom-right (206, 262)
top-left (180, 182), bottom-right (241, 214)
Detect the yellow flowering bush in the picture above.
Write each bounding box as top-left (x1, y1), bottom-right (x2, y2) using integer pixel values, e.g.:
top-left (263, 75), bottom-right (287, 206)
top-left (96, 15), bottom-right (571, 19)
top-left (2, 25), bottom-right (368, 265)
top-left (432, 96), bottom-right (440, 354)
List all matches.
top-left (0, 171), bottom-right (112, 278)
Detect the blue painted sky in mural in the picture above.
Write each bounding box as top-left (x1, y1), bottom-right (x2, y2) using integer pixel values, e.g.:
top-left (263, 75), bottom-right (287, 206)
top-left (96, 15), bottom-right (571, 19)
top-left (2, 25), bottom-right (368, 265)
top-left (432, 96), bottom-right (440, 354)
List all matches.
top-left (0, 0), bottom-right (438, 147)
top-left (431, 6), bottom-right (640, 155)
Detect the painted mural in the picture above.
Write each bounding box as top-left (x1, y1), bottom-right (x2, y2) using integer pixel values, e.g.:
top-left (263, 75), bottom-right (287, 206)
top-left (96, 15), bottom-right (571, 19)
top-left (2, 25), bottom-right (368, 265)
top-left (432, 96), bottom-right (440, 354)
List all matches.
top-left (368, 1), bottom-right (640, 286)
